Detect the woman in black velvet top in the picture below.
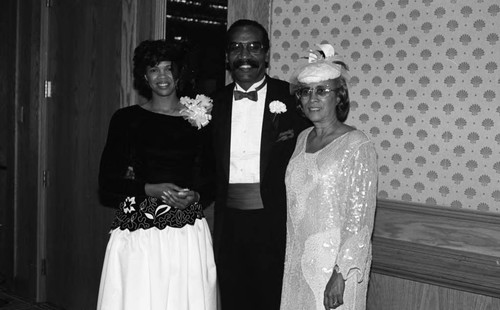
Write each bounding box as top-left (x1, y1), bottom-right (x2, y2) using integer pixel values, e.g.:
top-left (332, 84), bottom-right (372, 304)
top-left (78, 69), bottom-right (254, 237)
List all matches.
top-left (97, 40), bottom-right (217, 310)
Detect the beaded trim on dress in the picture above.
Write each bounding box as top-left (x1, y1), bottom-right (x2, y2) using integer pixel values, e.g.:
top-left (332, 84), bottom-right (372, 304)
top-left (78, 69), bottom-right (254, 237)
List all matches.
top-left (111, 196), bottom-right (204, 230)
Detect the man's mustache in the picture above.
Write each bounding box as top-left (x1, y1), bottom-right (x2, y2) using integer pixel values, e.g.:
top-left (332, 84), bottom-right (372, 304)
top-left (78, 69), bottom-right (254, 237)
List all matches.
top-left (233, 59), bottom-right (260, 68)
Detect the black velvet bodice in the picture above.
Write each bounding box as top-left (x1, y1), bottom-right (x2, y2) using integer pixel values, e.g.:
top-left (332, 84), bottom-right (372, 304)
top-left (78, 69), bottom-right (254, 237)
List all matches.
top-left (99, 105), bottom-right (212, 209)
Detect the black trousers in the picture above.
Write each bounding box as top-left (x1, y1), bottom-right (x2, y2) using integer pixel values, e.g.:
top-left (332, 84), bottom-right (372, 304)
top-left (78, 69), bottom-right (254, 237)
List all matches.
top-left (217, 208), bottom-right (284, 310)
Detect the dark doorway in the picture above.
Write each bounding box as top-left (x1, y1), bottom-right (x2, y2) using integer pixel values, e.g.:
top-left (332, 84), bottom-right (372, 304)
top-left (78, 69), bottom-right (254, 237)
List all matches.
top-left (166, 0), bottom-right (228, 96)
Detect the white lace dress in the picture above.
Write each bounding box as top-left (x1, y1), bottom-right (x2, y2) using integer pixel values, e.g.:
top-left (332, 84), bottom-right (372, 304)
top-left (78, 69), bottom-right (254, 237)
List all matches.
top-left (281, 128), bottom-right (377, 310)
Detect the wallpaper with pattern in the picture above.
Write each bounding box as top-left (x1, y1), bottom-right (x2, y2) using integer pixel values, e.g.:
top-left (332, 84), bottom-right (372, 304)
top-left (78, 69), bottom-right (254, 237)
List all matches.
top-left (269, 0), bottom-right (500, 213)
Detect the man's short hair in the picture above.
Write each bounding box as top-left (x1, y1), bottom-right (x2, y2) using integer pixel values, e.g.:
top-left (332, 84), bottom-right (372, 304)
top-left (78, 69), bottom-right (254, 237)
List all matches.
top-left (226, 19), bottom-right (270, 51)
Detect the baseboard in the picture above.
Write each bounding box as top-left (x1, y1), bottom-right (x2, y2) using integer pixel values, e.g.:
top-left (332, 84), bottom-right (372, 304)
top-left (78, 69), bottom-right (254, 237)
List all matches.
top-left (371, 199), bottom-right (500, 298)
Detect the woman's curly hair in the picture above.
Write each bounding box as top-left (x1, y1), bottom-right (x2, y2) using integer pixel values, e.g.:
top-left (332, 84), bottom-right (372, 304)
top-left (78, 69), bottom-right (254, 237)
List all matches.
top-left (295, 74), bottom-right (350, 123)
top-left (332, 74), bottom-right (350, 123)
top-left (133, 40), bottom-right (187, 99)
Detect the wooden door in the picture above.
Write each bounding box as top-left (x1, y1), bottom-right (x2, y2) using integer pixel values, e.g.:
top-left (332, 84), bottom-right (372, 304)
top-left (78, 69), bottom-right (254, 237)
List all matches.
top-left (41, 1), bottom-right (121, 308)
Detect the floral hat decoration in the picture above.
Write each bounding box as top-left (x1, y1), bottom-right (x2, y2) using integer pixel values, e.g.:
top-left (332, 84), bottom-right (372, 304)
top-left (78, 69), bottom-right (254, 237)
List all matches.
top-left (289, 43), bottom-right (349, 94)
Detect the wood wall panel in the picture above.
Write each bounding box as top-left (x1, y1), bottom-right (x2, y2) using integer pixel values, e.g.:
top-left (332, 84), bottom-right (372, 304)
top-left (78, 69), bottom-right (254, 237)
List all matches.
top-left (12, 0), bottom-right (43, 298)
top-left (372, 238), bottom-right (500, 298)
top-left (369, 199), bottom-right (500, 307)
top-left (374, 200), bottom-right (500, 257)
top-left (227, 0), bottom-right (270, 28)
top-left (367, 273), bottom-right (500, 310)
top-left (0, 0), bottom-right (17, 289)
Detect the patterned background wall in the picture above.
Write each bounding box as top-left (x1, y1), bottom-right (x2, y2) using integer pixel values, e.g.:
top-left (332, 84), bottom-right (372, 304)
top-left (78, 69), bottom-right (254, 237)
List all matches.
top-left (269, 0), bottom-right (500, 213)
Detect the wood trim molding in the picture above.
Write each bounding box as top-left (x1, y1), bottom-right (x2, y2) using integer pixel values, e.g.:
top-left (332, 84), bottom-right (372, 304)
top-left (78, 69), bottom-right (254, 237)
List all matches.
top-left (372, 199), bottom-right (500, 298)
top-left (136, 0), bottom-right (166, 41)
top-left (153, 0), bottom-right (166, 40)
top-left (120, 0), bottom-right (137, 108)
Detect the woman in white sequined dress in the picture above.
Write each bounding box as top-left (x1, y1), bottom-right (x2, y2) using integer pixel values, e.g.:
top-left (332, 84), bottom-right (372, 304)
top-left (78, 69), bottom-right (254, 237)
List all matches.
top-left (280, 44), bottom-right (377, 310)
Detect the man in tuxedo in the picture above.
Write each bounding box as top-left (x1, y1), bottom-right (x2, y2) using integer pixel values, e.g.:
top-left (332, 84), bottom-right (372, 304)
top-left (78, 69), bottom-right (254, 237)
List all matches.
top-left (211, 19), bottom-right (309, 310)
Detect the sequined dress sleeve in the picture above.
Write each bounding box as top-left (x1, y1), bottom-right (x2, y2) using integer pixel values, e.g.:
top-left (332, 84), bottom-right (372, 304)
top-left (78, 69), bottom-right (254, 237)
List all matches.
top-left (281, 128), bottom-right (377, 310)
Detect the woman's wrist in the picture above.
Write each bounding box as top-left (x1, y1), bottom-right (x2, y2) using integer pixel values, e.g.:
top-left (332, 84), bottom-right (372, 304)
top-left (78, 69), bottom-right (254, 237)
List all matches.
top-left (334, 264), bottom-right (340, 273)
top-left (144, 183), bottom-right (153, 197)
top-left (188, 192), bottom-right (199, 207)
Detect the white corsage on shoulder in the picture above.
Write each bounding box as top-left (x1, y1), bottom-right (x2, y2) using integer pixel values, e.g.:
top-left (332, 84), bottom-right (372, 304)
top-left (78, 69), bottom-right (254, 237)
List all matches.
top-left (269, 100), bottom-right (287, 114)
top-left (179, 94), bottom-right (213, 129)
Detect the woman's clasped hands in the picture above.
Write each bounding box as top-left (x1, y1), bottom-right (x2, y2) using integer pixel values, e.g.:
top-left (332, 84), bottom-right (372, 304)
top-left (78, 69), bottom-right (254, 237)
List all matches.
top-left (145, 183), bottom-right (199, 210)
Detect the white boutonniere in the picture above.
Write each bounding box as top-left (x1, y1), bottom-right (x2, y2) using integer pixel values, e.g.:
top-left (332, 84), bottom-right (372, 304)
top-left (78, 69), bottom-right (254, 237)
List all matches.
top-left (269, 100), bottom-right (287, 115)
top-left (179, 94), bottom-right (213, 129)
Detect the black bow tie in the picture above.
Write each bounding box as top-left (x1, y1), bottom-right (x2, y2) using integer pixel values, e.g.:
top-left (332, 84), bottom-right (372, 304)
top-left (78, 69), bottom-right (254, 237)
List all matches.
top-left (234, 90), bottom-right (258, 101)
top-left (233, 79), bottom-right (267, 101)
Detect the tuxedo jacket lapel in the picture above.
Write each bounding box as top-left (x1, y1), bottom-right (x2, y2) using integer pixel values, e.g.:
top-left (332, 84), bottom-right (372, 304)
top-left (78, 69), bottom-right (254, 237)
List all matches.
top-left (220, 85), bottom-right (234, 181)
top-left (260, 78), bottom-right (279, 181)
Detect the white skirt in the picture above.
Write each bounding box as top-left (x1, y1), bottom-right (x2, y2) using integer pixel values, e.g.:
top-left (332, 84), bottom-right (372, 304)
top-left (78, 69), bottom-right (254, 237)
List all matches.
top-left (97, 218), bottom-right (217, 310)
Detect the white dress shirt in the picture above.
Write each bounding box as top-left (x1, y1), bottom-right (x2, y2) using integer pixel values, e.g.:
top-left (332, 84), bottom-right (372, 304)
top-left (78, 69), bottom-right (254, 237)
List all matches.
top-left (229, 78), bottom-right (267, 184)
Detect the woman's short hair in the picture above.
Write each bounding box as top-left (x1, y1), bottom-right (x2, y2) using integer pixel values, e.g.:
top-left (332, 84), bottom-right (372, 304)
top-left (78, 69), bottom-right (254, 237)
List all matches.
top-left (133, 40), bottom-right (185, 99)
